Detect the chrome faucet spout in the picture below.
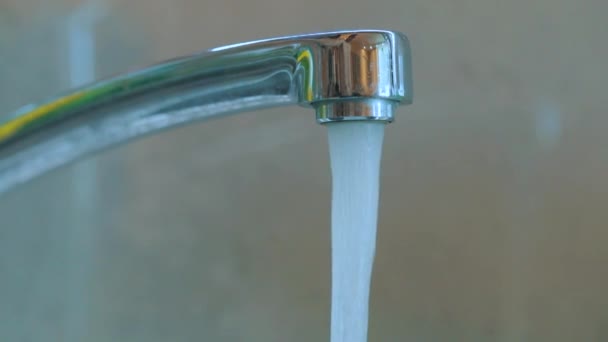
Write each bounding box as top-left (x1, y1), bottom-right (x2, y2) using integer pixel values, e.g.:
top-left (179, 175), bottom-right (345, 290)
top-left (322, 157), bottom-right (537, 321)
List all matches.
top-left (0, 30), bottom-right (412, 194)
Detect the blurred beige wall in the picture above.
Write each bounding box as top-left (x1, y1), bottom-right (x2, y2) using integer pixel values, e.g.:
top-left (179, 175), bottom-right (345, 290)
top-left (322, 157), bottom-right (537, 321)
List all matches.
top-left (1, 0), bottom-right (608, 340)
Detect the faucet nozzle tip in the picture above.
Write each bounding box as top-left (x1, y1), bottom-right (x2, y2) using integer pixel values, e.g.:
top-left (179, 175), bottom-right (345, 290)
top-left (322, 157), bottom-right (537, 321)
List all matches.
top-left (315, 99), bottom-right (396, 124)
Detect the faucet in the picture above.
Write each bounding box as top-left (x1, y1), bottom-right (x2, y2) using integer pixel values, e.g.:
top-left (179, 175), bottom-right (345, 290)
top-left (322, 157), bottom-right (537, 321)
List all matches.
top-left (0, 30), bottom-right (412, 194)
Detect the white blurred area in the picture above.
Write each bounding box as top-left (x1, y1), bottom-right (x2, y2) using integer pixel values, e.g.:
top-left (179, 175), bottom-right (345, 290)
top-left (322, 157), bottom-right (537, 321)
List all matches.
top-left (1, 0), bottom-right (608, 340)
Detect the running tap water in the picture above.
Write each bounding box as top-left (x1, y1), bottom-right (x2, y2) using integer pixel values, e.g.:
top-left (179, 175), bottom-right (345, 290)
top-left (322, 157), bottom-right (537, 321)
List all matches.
top-left (327, 121), bottom-right (385, 342)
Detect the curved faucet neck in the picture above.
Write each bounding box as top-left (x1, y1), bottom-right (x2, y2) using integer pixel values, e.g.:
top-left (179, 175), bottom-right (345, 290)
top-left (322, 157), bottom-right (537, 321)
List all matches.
top-left (0, 30), bottom-right (412, 194)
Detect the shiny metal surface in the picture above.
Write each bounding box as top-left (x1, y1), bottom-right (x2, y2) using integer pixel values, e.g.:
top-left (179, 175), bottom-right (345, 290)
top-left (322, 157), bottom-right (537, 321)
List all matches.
top-left (315, 99), bottom-right (397, 123)
top-left (0, 29), bottom-right (411, 194)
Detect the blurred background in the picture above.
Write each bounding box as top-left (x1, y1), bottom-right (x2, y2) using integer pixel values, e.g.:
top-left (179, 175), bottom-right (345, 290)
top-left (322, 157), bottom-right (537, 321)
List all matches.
top-left (1, 0), bottom-right (608, 340)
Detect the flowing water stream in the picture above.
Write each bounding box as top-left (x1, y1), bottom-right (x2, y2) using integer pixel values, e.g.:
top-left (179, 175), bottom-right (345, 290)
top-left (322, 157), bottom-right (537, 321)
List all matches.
top-left (327, 122), bottom-right (385, 342)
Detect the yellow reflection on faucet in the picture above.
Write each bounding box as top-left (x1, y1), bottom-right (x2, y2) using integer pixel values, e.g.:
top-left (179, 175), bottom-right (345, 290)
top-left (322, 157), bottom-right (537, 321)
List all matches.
top-left (0, 91), bottom-right (87, 142)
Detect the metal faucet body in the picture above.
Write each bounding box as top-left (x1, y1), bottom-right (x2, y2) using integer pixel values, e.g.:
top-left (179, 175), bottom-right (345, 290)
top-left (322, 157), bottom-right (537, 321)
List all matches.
top-left (0, 30), bottom-right (412, 193)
